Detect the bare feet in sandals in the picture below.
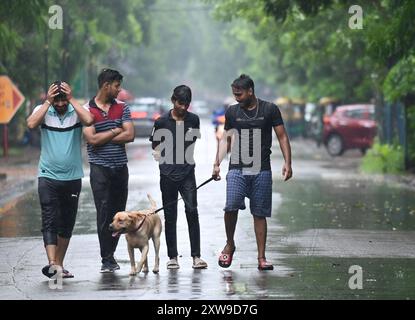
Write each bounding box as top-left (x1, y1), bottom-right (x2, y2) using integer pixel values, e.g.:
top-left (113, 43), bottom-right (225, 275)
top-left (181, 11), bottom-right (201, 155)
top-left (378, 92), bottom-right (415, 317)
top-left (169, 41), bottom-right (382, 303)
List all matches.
top-left (218, 243), bottom-right (236, 268)
top-left (257, 257), bottom-right (274, 271)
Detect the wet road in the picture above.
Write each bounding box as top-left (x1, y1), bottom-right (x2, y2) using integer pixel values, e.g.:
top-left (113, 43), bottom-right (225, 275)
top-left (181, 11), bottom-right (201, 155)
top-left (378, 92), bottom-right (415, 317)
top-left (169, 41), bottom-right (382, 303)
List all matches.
top-left (1, 119), bottom-right (415, 299)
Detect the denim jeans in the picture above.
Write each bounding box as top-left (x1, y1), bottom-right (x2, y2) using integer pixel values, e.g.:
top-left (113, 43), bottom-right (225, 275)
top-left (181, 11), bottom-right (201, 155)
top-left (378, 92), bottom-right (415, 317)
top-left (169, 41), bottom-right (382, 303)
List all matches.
top-left (160, 170), bottom-right (201, 258)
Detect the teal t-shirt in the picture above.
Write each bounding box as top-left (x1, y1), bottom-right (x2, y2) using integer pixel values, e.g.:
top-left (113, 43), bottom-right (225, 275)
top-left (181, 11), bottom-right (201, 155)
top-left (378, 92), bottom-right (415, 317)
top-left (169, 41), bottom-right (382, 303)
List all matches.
top-left (33, 104), bottom-right (84, 180)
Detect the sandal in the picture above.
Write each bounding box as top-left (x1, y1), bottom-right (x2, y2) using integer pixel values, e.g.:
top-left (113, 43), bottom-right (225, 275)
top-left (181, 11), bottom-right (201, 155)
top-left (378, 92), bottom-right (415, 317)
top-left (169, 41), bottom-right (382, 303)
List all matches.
top-left (192, 257), bottom-right (208, 269)
top-left (62, 268), bottom-right (74, 278)
top-left (257, 258), bottom-right (274, 271)
top-left (218, 246), bottom-right (236, 268)
top-left (167, 257), bottom-right (180, 270)
top-left (41, 264), bottom-right (57, 278)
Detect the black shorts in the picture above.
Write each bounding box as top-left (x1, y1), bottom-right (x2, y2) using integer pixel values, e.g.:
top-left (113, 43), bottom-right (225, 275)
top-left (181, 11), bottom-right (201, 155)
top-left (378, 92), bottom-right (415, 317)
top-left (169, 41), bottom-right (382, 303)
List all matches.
top-left (38, 177), bottom-right (81, 245)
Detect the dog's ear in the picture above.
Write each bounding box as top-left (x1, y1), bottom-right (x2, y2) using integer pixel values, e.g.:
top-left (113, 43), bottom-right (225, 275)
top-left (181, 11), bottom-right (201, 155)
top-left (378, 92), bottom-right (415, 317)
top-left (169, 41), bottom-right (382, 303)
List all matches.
top-left (136, 212), bottom-right (146, 219)
top-left (127, 213), bottom-right (138, 221)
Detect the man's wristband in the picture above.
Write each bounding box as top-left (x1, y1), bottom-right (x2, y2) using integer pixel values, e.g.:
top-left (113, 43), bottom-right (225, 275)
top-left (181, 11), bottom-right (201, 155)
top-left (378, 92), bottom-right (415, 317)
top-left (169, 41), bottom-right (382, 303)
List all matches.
top-left (45, 100), bottom-right (51, 106)
top-left (110, 128), bottom-right (117, 136)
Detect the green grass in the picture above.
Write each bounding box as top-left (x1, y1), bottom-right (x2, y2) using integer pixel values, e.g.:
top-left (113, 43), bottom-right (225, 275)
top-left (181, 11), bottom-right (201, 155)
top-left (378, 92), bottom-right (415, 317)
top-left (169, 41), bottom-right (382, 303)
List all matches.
top-left (361, 142), bottom-right (405, 174)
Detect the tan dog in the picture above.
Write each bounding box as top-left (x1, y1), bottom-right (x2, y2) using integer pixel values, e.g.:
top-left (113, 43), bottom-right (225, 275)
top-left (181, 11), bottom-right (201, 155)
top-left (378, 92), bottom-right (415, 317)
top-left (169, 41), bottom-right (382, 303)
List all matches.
top-left (109, 194), bottom-right (162, 275)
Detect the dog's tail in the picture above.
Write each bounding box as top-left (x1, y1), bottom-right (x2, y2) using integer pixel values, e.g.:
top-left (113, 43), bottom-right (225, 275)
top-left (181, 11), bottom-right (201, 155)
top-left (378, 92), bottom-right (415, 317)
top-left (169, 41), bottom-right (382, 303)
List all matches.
top-left (147, 194), bottom-right (157, 213)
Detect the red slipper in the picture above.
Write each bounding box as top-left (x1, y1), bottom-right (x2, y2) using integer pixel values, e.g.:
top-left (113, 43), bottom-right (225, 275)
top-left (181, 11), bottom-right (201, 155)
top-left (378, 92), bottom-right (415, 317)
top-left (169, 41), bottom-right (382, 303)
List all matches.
top-left (258, 258), bottom-right (274, 271)
top-left (218, 246), bottom-right (236, 268)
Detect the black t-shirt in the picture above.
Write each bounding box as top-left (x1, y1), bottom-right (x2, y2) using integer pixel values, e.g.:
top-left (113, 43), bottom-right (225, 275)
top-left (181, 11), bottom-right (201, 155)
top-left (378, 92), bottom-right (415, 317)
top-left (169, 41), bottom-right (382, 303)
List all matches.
top-left (224, 99), bottom-right (284, 172)
top-left (150, 110), bottom-right (200, 181)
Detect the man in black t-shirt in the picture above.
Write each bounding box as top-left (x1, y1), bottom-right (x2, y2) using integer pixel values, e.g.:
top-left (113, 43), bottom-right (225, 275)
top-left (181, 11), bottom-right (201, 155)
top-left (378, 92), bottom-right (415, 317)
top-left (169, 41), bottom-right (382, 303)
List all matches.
top-left (212, 74), bottom-right (293, 271)
top-left (150, 85), bottom-right (208, 270)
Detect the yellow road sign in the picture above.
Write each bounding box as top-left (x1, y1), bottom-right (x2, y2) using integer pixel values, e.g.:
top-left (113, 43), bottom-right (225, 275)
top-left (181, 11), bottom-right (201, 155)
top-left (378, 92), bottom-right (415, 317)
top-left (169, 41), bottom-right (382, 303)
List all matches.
top-left (0, 76), bottom-right (25, 124)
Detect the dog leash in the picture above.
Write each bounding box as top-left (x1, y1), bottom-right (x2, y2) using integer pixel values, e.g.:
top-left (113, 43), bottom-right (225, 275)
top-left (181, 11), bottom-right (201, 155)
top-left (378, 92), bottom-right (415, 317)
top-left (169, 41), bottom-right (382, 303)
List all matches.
top-left (154, 177), bottom-right (215, 214)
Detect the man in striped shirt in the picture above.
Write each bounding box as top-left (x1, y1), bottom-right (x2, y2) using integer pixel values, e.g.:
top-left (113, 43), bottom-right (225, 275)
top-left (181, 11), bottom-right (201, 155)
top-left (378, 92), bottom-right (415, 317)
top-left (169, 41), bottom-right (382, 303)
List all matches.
top-left (83, 69), bottom-right (135, 273)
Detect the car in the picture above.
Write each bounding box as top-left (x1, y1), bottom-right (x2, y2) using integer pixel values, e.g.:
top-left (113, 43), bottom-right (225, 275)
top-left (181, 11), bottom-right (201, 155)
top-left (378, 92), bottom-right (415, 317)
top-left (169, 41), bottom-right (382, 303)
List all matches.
top-left (323, 104), bottom-right (377, 156)
top-left (129, 98), bottom-right (167, 138)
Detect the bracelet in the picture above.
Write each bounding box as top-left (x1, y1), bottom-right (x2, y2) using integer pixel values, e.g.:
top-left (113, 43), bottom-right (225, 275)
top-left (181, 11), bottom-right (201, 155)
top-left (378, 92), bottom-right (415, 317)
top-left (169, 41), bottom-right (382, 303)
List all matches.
top-left (110, 128), bottom-right (117, 136)
top-left (45, 100), bottom-right (51, 106)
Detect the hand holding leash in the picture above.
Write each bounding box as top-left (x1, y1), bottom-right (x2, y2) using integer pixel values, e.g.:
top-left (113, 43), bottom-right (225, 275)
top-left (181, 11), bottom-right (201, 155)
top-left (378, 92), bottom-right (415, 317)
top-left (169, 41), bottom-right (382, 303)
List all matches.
top-left (212, 163), bottom-right (221, 181)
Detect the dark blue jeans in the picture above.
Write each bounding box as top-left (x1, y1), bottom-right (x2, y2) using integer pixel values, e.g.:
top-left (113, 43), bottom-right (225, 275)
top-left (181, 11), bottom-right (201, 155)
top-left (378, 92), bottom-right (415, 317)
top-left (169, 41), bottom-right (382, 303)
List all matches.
top-left (90, 164), bottom-right (129, 263)
top-left (160, 170), bottom-right (201, 258)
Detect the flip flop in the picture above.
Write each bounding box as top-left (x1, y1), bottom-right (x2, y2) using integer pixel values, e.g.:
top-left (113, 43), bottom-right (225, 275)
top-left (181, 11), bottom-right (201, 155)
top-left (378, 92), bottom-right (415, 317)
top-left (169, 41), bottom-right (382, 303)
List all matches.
top-left (258, 258), bottom-right (274, 271)
top-left (41, 264), bottom-right (57, 278)
top-left (218, 246), bottom-right (236, 268)
top-left (62, 269), bottom-right (74, 278)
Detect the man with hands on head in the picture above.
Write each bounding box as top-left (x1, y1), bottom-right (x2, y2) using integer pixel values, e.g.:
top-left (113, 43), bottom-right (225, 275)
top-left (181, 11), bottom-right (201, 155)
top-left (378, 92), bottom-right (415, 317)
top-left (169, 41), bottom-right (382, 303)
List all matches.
top-left (27, 81), bottom-right (94, 279)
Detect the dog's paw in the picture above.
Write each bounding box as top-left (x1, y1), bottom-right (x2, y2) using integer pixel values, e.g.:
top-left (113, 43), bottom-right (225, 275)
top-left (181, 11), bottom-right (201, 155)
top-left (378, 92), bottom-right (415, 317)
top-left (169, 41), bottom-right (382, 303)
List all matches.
top-left (129, 269), bottom-right (137, 276)
top-left (152, 267), bottom-right (159, 274)
top-left (142, 266), bottom-right (149, 273)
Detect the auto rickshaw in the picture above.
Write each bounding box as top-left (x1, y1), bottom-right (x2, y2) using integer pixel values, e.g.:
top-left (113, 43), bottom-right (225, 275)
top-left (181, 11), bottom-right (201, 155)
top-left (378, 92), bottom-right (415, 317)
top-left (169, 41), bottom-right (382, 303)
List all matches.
top-left (308, 97), bottom-right (338, 146)
top-left (275, 97), bottom-right (306, 138)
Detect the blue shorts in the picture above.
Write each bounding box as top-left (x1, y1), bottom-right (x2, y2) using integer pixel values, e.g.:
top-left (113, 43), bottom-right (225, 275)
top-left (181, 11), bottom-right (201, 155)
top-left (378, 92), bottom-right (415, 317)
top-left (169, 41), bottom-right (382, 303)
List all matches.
top-left (224, 169), bottom-right (273, 217)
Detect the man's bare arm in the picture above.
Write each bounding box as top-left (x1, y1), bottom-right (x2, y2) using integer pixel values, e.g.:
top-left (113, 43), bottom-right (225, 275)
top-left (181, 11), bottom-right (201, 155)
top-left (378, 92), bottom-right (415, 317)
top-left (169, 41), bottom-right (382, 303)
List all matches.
top-left (83, 126), bottom-right (123, 146)
top-left (111, 121), bottom-right (135, 144)
top-left (27, 84), bottom-right (59, 129)
top-left (273, 125), bottom-right (293, 181)
top-left (212, 129), bottom-right (234, 180)
top-left (60, 82), bottom-right (94, 126)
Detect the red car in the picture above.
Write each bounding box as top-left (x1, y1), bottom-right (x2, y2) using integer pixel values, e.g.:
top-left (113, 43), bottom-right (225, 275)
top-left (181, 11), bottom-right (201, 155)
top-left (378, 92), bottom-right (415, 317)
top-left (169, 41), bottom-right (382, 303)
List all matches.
top-left (323, 104), bottom-right (377, 156)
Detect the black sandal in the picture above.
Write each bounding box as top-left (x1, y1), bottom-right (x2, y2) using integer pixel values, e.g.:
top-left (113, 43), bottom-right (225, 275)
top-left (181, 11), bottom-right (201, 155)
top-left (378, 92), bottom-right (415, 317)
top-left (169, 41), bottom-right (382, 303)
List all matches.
top-left (41, 264), bottom-right (57, 278)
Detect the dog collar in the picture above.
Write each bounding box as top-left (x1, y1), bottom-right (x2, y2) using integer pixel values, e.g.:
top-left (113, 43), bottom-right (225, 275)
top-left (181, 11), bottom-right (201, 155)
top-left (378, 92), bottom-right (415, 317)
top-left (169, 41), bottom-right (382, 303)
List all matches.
top-left (132, 215), bottom-right (146, 232)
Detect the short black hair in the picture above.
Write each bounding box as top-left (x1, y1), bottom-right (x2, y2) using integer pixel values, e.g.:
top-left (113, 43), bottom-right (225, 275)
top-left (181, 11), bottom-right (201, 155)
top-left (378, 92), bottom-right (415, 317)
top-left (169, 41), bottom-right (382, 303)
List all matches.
top-left (97, 68), bottom-right (123, 89)
top-left (171, 85), bottom-right (192, 105)
top-left (231, 74), bottom-right (255, 93)
top-left (51, 80), bottom-right (67, 101)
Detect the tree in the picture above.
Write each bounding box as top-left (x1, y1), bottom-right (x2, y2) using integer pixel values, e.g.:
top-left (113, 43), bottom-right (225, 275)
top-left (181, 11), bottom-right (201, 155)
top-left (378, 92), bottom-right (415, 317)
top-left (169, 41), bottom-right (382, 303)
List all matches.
top-left (206, 0), bottom-right (415, 168)
top-left (0, 0), bottom-right (153, 144)
top-left (118, 0), bottom-right (250, 102)
top-left (207, 0), bottom-right (376, 102)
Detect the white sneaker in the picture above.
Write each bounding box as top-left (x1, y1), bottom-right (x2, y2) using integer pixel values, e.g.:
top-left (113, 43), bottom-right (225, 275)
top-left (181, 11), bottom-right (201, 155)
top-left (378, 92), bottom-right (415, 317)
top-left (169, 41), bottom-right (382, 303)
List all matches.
top-left (167, 257), bottom-right (180, 269)
top-left (192, 257), bottom-right (208, 269)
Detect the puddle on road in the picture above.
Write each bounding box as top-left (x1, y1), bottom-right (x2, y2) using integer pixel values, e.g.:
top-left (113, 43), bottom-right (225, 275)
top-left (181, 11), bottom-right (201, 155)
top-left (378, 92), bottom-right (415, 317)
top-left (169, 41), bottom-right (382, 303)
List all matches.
top-left (0, 180), bottom-right (162, 238)
top-left (274, 179), bottom-right (415, 232)
top-left (271, 179), bottom-right (415, 299)
top-left (0, 188), bottom-right (97, 238)
top-left (271, 256), bottom-right (415, 299)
